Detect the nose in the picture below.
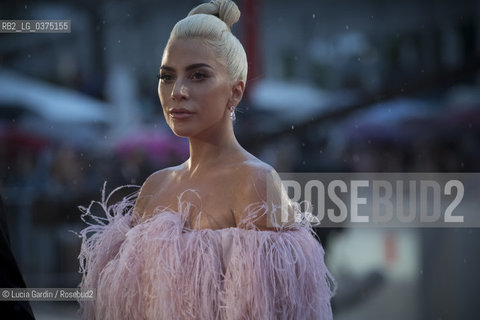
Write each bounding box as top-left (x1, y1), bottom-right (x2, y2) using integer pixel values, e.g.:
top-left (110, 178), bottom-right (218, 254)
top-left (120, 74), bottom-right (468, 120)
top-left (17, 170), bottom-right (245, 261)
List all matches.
top-left (171, 78), bottom-right (188, 100)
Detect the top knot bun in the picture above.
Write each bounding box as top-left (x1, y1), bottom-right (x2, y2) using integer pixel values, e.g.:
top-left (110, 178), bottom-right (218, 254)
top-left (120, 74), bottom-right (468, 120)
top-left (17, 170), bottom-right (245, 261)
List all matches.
top-left (188, 0), bottom-right (241, 29)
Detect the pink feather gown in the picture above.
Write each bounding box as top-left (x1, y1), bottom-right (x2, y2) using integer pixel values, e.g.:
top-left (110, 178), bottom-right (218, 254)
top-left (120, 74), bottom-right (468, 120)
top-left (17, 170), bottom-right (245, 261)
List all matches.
top-left (77, 186), bottom-right (336, 319)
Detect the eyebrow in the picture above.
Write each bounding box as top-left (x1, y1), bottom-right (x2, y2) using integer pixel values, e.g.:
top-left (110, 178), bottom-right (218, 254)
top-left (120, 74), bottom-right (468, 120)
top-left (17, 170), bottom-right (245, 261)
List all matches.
top-left (159, 63), bottom-right (214, 72)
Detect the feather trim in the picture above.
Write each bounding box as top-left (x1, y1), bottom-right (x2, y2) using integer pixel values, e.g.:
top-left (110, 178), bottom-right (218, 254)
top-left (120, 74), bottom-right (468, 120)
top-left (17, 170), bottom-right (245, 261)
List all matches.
top-left (76, 184), bottom-right (336, 320)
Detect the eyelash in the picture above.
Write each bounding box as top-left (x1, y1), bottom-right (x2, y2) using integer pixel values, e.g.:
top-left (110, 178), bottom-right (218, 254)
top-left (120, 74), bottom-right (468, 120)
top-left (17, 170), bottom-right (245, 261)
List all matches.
top-left (191, 71), bottom-right (207, 80)
top-left (157, 71), bottom-right (208, 82)
top-left (157, 73), bottom-right (172, 81)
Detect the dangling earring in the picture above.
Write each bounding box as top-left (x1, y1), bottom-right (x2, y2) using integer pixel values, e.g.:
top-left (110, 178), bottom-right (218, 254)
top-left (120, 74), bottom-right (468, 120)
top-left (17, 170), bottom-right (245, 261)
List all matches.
top-left (229, 106), bottom-right (236, 121)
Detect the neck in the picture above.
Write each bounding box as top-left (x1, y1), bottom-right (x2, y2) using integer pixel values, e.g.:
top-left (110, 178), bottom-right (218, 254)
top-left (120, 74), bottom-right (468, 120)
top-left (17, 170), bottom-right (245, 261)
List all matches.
top-left (185, 122), bottom-right (241, 176)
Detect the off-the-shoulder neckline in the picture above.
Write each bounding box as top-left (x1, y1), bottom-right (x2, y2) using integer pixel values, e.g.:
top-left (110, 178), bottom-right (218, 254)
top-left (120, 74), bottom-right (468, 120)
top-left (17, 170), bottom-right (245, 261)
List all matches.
top-left (81, 184), bottom-right (310, 234)
top-left (182, 226), bottom-right (290, 233)
top-left (134, 210), bottom-right (300, 233)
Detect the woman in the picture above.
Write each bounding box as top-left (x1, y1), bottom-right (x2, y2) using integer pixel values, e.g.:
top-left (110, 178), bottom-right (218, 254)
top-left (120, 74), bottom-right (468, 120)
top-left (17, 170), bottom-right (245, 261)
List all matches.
top-left (78, 0), bottom-right (336, 319)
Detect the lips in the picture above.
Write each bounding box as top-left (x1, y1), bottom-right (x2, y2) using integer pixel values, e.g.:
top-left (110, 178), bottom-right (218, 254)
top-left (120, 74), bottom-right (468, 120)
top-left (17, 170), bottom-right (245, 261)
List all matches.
top-left (169, 108), bottom-right (195, 119)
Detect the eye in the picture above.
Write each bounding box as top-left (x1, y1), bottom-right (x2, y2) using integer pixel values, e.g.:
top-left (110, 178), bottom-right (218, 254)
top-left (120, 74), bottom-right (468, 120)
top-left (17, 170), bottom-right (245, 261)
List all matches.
top-left (158, 73), bottom-right (174, 82)
top-left (191, 71), bottom-right (208, 80)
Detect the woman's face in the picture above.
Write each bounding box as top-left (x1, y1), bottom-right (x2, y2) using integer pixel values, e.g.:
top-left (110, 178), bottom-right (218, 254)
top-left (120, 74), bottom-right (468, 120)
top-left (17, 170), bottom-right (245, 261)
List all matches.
top-left (158, 38), bottom-right (239, 138)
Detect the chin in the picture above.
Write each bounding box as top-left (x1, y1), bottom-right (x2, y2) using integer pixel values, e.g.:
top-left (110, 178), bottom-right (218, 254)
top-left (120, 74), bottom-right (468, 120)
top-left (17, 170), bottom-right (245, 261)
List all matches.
top-left (168, 119), bottom-right (221, 139)
top-left (170, 125), bottom-right (195, 138)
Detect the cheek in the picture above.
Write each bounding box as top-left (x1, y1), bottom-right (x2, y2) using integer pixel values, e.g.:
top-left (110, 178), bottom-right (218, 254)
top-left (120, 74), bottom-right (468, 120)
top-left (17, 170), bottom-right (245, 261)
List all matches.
top-left (204, 83), bottom-right (230, 108)
top-left (158, 85), bottom-right (168, 107)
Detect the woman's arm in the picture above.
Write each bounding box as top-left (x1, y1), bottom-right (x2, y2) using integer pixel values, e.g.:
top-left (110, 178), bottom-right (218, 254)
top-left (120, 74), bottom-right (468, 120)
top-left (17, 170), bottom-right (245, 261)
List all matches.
top-left (225, 164), bottom-right (336, 319)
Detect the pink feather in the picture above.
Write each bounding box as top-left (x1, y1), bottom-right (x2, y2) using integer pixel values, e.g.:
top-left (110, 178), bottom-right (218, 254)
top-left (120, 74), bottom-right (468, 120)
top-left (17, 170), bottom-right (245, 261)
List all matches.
top-left (77, 185), bottom-right (336, 319)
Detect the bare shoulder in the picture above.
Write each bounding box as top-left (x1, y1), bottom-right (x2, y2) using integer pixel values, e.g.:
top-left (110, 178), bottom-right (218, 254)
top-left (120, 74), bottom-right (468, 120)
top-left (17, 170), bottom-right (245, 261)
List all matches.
top-left (232, 159), bottom-right (294, 230)
top-left (232, 159), bottom-right (279, 198)
top-left (132, 164), bottom-right (181, 219)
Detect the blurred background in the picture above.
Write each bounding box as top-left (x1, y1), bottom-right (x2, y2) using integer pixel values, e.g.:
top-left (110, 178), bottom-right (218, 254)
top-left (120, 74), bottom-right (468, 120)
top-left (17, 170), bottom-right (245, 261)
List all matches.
top-left (1, 0), bottom-right (479, 319)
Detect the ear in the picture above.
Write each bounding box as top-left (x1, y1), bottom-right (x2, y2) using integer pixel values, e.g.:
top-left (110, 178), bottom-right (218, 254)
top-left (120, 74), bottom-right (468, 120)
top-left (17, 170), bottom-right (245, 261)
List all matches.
top-left (228, 80), bottom-right (245, 107)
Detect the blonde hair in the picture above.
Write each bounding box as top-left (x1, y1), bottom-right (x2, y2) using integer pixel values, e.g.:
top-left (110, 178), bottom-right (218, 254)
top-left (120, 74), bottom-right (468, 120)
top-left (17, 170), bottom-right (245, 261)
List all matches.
top-left (167, 0), bottom-right (248, 84)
